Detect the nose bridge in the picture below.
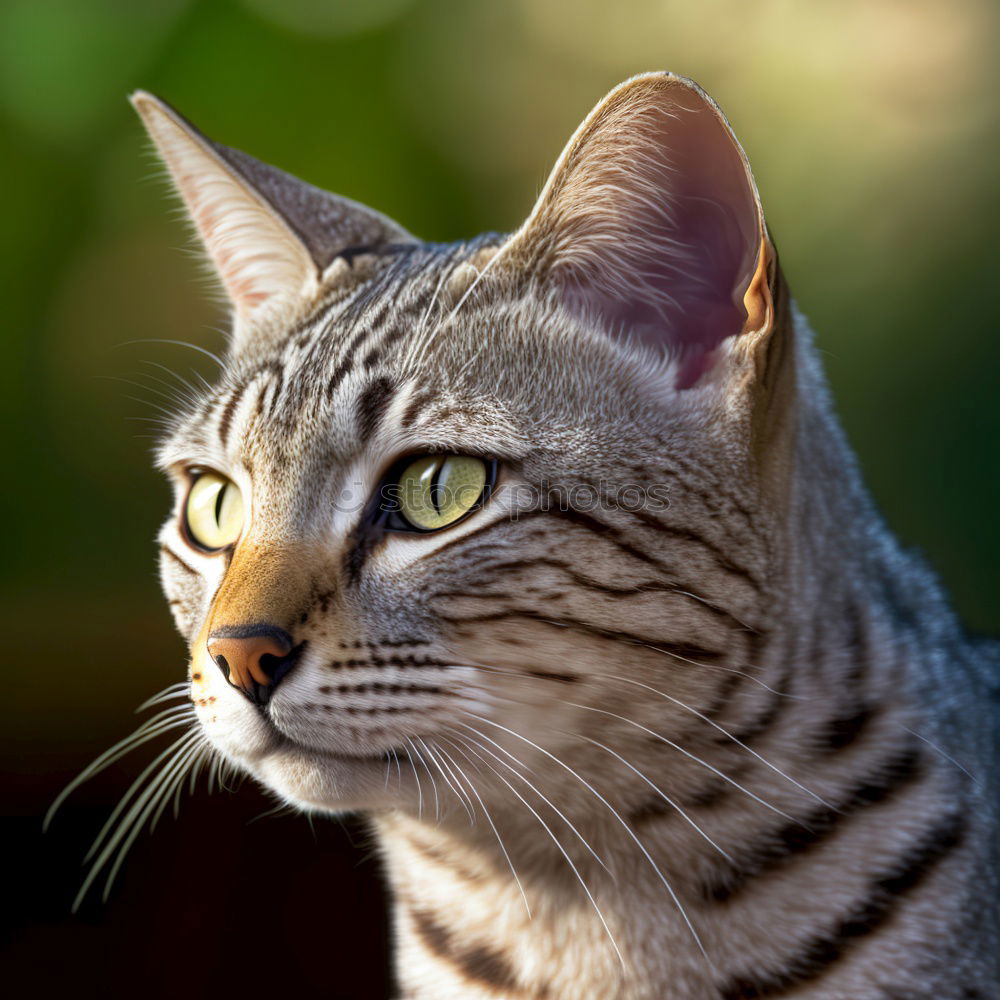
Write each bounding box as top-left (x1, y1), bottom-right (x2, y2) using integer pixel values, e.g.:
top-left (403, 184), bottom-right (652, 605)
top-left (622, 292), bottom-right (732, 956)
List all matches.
top-left (208, 540), bottom-right (309, 637)
top-left (203, 539), bottom-right (315, 705)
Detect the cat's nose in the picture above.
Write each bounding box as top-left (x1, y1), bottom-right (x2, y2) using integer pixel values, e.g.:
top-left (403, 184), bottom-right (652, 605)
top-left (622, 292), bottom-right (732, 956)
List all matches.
top-left (207, 625), bottom-right (297, 707)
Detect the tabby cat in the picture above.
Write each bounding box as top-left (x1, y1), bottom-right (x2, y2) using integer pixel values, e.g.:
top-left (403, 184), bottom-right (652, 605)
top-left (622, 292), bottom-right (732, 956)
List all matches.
top-left (113, 73), bottom-right (998, 997)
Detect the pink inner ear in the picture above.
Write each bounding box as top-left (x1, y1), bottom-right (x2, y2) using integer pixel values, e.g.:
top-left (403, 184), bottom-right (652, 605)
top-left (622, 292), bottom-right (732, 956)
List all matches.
top-left (558, 85), bottom-right (762, 389)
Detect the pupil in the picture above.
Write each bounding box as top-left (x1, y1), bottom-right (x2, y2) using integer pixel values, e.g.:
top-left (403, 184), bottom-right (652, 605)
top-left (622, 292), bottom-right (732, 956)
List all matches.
top-left (214, 482), bottom-right (226, 525)
top-left (428, 460), bottom-right (446, 516)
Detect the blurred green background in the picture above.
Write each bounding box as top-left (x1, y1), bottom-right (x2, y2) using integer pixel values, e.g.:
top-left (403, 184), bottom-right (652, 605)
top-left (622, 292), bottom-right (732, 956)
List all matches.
top-left (1, 0), bottom-right (997, 994)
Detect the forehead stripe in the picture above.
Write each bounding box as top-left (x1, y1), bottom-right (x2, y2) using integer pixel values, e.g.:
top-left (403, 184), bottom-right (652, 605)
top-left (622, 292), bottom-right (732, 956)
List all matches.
top-left (216, 381), bottom-right (248, 449)
top-left (259, 360), bottom-right (285, 419)
top-left (356, 376), bottom-right (397, 445)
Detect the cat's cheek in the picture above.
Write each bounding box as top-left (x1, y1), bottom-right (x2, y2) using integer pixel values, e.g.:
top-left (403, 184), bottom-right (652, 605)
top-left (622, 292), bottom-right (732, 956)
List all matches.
top-left (157, 547), bottom-right (211, 641)
top-left (169, 602), bottom-right (195, 637)
top-left (161, 575), bottom-right (202, 638)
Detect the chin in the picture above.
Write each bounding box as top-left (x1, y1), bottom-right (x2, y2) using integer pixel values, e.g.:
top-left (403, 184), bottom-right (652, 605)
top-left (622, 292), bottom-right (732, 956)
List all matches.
top-left (250, 741), bottom-right (408, 814)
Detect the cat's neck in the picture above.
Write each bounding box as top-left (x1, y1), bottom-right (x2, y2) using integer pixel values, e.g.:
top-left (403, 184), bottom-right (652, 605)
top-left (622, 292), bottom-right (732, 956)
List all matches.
top-left (785, 310), bottom-right (958, 655)
top-left (375, 808), bottom-right (723, 999)
top-left (373, 596), bottom-right (944, 1000)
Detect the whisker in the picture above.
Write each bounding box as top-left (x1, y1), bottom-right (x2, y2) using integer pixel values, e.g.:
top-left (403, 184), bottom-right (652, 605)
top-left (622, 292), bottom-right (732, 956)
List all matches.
top-left (405, 239), bottom-right (514, 376)
top-left (134, 373), bottom-right (201, 412)
top-left (426, 739), bottom-right (479, 822)
top-left (454, 658), bottom-right (823, 814)
top-left (403, 744), bottom-right (424, 819)
top-left (247, 800), bottom-right (300, 824)
top-left (897, 723), bottom-right (977, 784)
top-left (95, 374), bottom-right (187, 411)
top-left (417, 738), bottom-right (475, 824)
top-left (96, 735), bottom-right (207, 904)
top-left (594, 676), bottom-right (828, 807)
top-left (451, 733), bottom-right (624, 967)
top-left (45, 706), bottom-right (196, 831)
top-left (459, 713), bottom-right (710, 964)
top-left (564, 702), bottom-right (802, 824)
top-left (450, 727), bottom-right (611, 874)
top-left (530, 619), bottom-right (801, 699)
top-left (579, 735), bottom-right (734, 862)
top-left (402, 265), bottom-right (450, 369)
top-left (406, 738), bottom-right (440, 822)
top-left (120, 393), bottom-right (181, 421)
top-left (152, 741), bottom-right (207, 832)
top-left (217, 758), bottom-right (242, 793)
top-left (206, 754), bottom-right (221, 795)
top-left (186, 745), bottom-right (211, 799)
top-left (83, 724), bottom-right (199, 863)
top-left (118, 338), bottom-right (224, 370)
top-left (629, 641), bottom-right (803, 699)
top-left (669, 589), bottom-right (759, 634)
top-left (124, 414), bottom-right (175, 429)
top-left (437, 738), bottom-right (531, 918)
top-left (73, 730), bottom-right (202, 910)
top-left (188, 368), bottom-right (214, 394)
top-left (135, 683), bottom-right (190, 713)
top-left (136, 360), bottom-right (206, 406)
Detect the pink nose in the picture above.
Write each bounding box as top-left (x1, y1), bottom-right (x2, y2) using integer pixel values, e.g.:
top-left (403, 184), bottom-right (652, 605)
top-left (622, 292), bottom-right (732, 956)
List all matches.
top-left (207, 626), bottom-right (295, 706)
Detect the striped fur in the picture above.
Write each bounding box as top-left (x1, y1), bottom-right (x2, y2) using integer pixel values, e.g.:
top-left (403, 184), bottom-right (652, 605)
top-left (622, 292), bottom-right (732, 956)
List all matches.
top-left (136, 73), bottom-right (998, 998)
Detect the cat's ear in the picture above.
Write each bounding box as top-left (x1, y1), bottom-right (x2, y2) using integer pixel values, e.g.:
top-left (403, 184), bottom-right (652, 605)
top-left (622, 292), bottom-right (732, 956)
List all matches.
top-left (130, 91), bottom-right (413, 337)
top-left (505, 73), bottom-right (775, 389)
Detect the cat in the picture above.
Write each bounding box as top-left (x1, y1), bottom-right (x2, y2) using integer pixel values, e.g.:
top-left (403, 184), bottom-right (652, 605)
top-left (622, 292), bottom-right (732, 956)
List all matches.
top-left (102, 72), bottom-right (997, 998)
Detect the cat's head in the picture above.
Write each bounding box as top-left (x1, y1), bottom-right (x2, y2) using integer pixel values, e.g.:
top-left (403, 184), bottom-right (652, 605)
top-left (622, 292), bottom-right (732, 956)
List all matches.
top-left (136, 73), bottom-right (791, 820)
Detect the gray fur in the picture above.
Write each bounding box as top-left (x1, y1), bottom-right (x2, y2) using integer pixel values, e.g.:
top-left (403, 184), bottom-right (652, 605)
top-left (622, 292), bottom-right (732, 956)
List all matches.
top-left (138, 73), bottom-right (998, 998)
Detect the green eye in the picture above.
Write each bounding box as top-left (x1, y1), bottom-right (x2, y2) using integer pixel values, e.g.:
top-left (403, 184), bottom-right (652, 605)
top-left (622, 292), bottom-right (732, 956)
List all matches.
top-left (184, 472), bottom-right (244, 551)
top-left (395, 455), bottom-right (489, 531)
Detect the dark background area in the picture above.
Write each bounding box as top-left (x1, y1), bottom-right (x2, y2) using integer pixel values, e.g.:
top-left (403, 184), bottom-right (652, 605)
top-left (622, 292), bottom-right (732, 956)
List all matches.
top-left (2, 1), bottom-right (998, 997)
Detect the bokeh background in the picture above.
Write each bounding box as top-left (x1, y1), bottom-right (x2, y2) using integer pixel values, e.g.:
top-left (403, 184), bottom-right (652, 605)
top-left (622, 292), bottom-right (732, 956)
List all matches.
top-left (2, 0), bottom-right (998, 996)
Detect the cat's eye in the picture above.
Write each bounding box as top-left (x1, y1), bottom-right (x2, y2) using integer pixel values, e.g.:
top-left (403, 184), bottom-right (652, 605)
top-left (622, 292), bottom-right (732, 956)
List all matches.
top-left (389, 455), bottom-right (493, 532)
top-left (183, 472), bottom-right (245, 551)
